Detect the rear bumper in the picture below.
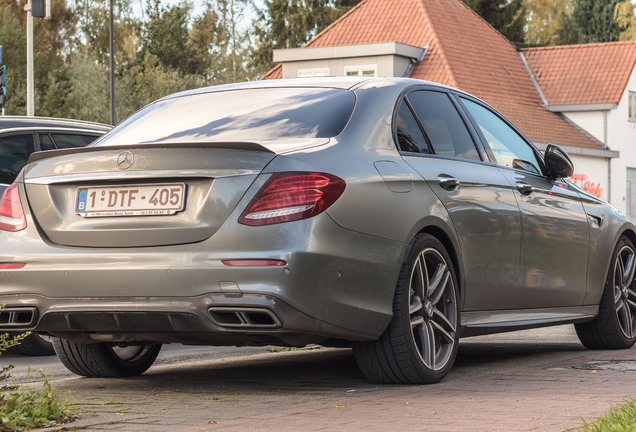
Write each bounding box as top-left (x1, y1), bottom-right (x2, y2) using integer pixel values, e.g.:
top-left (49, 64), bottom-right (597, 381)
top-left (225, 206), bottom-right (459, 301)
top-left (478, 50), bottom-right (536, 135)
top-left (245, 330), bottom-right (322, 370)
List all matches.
top-left (0, 292), bottom-right (374, 346)
top-left (0, 215), bottom-right (405, 345)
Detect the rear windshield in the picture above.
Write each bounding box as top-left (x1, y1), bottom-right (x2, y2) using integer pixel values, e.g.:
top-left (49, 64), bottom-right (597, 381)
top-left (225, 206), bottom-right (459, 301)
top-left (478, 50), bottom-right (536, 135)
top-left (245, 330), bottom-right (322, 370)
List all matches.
top-left (93, 88), bottom-right (356, 146)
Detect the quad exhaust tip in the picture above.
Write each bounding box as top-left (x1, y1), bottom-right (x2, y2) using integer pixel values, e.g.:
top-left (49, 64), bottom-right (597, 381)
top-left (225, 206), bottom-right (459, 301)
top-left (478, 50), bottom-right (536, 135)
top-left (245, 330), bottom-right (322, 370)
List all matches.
top-left (0, 307), bottom-right (38, 328)
top-left (208, 307), bottom-right (281, 329)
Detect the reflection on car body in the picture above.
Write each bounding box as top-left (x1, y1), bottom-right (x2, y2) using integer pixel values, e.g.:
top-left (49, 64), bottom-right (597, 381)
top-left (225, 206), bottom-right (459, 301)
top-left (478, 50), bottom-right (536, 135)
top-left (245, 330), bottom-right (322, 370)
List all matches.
top-left (0, 78), bottom-right (634, 383)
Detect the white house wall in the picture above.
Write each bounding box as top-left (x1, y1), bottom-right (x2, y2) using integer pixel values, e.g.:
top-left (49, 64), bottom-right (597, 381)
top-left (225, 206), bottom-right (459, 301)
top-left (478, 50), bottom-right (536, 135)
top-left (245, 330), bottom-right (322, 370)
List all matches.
top-left (607, 66), bottom-right (636, 217)
top-left (563, 111), bottom-right (605, 143)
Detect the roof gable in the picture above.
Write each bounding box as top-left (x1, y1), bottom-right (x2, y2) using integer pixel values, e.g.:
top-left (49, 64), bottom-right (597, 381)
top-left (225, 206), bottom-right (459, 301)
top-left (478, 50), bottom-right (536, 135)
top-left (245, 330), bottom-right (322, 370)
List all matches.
top-left (263, 0), bottom-right (604, 150)
top-left (523, 41), bottom-right (636, 106)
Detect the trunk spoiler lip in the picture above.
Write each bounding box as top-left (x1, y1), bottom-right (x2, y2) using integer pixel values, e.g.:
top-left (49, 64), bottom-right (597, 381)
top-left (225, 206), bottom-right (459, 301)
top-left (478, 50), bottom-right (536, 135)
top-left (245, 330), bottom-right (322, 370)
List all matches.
top-left (27, 138), bottom-right (332, 164)
top-left (27, 141), bottom-right (281, 164)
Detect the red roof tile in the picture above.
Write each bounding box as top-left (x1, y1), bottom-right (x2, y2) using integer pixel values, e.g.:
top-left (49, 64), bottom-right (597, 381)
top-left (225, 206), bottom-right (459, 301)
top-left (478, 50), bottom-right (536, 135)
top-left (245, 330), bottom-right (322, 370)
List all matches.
top-left (263, 0), bottom-right (605, 150)
top-left (261, 63), bottom-right (282, 80)
top-left (523, 42), bottom-right (636, 106)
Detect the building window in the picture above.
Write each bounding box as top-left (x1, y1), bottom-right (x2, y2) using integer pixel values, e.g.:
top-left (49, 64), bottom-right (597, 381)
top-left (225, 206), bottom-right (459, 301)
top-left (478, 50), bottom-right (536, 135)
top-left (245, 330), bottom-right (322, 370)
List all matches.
top-left (630, 92), bottom-right (636, 122)
top-left (297, 67), bottom-right (329, 78)
top-left (344, 65), bottom-right (377, 77)
top-left (627, 168), bottom-right (636, 222)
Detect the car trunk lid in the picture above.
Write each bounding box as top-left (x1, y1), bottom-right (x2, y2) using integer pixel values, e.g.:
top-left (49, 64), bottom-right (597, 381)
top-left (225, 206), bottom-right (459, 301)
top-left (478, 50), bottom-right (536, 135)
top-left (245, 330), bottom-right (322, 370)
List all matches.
top-left (22, 143), bottom-right (279, 247)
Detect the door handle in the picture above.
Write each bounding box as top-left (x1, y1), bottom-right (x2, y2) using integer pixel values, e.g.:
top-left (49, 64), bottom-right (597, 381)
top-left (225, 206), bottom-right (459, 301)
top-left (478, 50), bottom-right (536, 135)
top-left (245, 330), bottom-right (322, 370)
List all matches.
top-left (437, 174), bottom-right (459, 191)
top-left (516, 182), bottom-right (534, 195)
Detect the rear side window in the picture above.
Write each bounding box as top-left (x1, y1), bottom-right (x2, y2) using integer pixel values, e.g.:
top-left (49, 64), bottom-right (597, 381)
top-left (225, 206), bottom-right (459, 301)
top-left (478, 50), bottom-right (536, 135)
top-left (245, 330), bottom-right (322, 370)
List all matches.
top-left (395, 100), bottom-right (430, 153)
top-left (39, 134), bottom-right (56, 151)
top-left (94, 88), bottom-right (356, 146)
top-left (0, 134), bottom-right (34, 184)
top-left (51, 134), bottom-right (99, 149)
top-left (407, 91), bottom-right (480, 161)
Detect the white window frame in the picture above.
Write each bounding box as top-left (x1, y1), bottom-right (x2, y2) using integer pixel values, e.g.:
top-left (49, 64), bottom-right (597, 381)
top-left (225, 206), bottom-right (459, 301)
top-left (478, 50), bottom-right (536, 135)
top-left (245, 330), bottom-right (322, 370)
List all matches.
top-left (344, 64), bottom-right (377, 77)
top-left (629, 91), bottom-right (636, 122)
top-left (297, 67), bottom-right (330, 78)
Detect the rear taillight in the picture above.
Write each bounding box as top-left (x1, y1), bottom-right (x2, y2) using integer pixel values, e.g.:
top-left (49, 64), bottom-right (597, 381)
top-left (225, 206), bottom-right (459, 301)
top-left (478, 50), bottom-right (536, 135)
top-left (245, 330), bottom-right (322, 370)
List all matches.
top-left (239, 172), bottom-right (346, 226)
top-left (0, 183), bottom-right (27, 232)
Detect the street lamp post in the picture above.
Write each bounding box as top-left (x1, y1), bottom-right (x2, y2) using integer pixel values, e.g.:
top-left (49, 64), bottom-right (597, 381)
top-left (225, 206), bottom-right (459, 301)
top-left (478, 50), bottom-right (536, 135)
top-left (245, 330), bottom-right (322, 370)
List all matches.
top-left (26, 0), bottom-right (34, 116)
top-left (110, 0), bottom-right (115, 125)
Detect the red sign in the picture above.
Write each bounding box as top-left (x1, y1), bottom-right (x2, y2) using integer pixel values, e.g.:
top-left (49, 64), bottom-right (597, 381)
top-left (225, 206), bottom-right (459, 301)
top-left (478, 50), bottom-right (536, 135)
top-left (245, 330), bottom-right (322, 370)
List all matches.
top-left (569, 173), bottom-right (603, 198)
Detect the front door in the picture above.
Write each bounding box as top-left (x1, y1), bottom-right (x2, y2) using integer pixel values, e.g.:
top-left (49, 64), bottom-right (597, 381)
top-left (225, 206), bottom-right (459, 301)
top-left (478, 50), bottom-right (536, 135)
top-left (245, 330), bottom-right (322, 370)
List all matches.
top-left (459, 96), bottom-right (590, 308)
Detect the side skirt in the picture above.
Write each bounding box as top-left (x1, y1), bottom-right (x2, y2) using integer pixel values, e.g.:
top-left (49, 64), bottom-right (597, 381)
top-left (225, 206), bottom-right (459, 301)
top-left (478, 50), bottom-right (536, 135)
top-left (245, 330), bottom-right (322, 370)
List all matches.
top-left (460, 305), bottom-right (599, 337)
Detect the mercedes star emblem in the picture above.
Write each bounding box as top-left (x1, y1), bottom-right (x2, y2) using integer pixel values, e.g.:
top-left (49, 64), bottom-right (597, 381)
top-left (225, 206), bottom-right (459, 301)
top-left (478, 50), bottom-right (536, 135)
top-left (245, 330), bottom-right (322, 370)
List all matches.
top-left (117, 151), bottom-right (134, 170)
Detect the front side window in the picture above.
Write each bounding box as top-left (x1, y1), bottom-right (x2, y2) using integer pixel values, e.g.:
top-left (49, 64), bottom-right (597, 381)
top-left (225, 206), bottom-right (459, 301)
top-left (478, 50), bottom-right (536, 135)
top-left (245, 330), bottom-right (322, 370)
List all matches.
top-left (0, 134), bottom-right (34, 184)
top-left (461, 98), bottom-right (542, 175)
top-left (407, 91), bottom-right (480, 161)
top-left (629, 91), bottom-right (636, 122)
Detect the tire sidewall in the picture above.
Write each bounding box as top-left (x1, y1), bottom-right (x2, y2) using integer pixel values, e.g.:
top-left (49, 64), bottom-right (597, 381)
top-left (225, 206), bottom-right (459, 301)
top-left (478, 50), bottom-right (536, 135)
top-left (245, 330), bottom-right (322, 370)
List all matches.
top-left (603, 236), bottom-right (636, 346)
top-left (392, 234), bottom-right (460, 383)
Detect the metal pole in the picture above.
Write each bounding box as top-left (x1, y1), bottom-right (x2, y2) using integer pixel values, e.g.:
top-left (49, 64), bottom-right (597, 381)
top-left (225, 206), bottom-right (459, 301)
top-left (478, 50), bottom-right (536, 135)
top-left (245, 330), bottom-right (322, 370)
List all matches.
top-left (109, 0), bottom-right (115, 125)
top-left (26, 0), bottom-right (34, 116)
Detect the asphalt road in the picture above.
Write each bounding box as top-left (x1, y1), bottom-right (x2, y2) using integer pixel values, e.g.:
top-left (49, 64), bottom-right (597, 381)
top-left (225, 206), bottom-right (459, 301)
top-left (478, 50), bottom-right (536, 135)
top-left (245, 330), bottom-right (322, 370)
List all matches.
top-left (3, 325), bottom-right (635, 431)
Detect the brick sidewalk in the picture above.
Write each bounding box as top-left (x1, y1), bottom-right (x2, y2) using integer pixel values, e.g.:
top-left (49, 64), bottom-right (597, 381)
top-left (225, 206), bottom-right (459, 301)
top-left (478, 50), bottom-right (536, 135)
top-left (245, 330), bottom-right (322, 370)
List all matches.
top-left (41, 326), bottom-right (635, 432)
top-left (178, 348), bottom-right (635, 431)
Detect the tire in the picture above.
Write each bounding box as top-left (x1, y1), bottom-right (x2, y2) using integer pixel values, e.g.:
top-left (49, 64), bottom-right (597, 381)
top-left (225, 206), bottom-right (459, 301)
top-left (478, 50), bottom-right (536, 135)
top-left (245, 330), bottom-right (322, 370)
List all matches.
top-left (575, 236), bottom-right (636, 349)
top-left (353, 234), bottom-right (460, 384)
top-left (52, 338), bottom-right (161, 377)
top-left (12, 333), bottom-right (55, 356)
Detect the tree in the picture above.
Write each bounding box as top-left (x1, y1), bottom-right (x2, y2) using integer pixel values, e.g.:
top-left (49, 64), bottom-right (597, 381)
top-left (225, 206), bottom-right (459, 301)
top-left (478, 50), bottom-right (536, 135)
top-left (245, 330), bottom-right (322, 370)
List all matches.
top-left (463, 0), bottom-right (527, 44)
top-left (524, 0), bottom-right (581, 45)
top-left (250, 0), bottom-right (362, 78)
top-left (0, 0), bottom-right (76, 115)
top-left (215, 0), bottom-right (253, 83)
top-left (573, 0), bottom-right (621, 42)
top-left (72, 0), bottom-right (140, 67)
top-left (615, 1), bottom-right (636, 41)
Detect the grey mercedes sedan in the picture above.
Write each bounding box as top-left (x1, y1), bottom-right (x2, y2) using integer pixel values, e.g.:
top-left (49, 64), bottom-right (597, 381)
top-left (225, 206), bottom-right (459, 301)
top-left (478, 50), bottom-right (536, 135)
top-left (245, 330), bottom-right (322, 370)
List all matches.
top-left (1, 77), bottom-right (634, 384)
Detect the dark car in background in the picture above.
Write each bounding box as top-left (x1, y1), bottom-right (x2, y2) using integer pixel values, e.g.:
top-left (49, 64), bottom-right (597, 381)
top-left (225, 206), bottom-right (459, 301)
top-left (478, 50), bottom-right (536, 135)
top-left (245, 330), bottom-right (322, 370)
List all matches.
top-left (0, 79), bottom-right (634, 382)
top-left (0, 116), bottom-right (111, 191)
top-left (0, 116), bottom-right (110, 355)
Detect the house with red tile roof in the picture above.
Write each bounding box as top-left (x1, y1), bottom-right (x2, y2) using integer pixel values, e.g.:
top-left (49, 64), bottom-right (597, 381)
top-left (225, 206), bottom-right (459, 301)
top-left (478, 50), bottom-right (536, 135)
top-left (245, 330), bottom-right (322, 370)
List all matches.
top-left (263, 0), bottom-right (636, 217)
top-left (523, 42), bottom-right (636, 217)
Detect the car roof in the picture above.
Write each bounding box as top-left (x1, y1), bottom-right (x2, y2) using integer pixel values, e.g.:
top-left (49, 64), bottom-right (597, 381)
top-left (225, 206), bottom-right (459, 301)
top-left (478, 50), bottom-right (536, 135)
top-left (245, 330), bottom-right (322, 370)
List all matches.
top-left (160, 77), bottom-right (463, 102)
top-left (0, 116), bottom-right (111, 133)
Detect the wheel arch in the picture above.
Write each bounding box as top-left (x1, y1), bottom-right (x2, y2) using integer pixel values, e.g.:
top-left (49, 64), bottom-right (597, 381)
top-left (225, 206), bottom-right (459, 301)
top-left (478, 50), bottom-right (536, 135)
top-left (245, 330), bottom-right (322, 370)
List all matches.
top-left (411, 224), bottom-right (464, 302)
top-left (619, 226), bottom-right (636, 250)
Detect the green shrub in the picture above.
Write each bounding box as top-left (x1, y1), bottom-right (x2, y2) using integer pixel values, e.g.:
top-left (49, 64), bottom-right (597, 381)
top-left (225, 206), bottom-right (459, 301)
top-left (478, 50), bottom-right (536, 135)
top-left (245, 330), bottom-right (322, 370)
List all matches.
top-left (0, 329), bottom-right (76, 431)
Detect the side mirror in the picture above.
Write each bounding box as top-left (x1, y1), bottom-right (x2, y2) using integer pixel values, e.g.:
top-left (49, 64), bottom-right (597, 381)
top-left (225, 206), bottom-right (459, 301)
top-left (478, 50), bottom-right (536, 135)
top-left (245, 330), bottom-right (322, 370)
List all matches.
top-left (544, 144), bottom-right (573, 179)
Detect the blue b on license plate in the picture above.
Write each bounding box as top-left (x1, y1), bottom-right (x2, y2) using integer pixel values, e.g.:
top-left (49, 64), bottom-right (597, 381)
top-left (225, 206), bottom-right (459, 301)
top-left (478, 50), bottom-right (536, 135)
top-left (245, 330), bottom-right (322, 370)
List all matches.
top-left (76, 183), bottom-right (185, 217)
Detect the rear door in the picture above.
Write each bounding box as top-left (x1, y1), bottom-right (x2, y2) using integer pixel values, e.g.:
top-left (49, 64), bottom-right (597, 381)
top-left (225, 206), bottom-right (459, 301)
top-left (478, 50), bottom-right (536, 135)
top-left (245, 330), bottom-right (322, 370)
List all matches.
top-left (458, 95), bottom-right (590, 308)
top-left (396, 88), bottom-right (523, 311)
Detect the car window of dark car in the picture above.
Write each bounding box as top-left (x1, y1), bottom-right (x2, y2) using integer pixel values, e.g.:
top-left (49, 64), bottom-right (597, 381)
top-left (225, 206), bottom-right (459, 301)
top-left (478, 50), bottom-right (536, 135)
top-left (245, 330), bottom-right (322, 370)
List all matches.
top-left (0, 134), bottom-right (34, 184)
top-left (51, 133), bottom-right (99, 149)
top-left (461, 98), bottom-right (542, 175)
top-left (39, 133), bottom-right (56, 151)
top-left (395, 100), bottom-right (431, 153)
top-left (407, 91), bottom-right (481, 161)
top-left (93, 88), bottom-right (356, 146)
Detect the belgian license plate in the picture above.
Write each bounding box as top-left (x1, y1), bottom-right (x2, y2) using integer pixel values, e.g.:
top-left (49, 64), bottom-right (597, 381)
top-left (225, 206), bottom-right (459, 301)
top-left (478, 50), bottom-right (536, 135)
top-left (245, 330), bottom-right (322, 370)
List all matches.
top-left (76, 183), bottom-right (185, 217)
